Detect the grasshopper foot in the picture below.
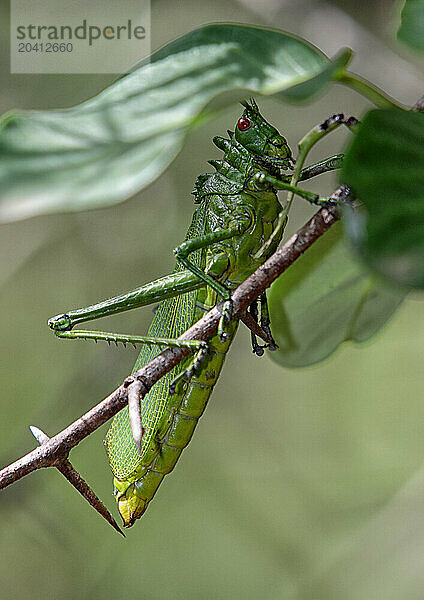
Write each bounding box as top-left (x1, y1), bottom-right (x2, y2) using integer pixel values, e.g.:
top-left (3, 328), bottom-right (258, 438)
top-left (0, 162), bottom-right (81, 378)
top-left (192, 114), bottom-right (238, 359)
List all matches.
top-left (169, 342), bottom-right (208, 395)
top-left (48, 313), bottom-right (72, 332)
top-left (218, 299), bottom-right (233, 342)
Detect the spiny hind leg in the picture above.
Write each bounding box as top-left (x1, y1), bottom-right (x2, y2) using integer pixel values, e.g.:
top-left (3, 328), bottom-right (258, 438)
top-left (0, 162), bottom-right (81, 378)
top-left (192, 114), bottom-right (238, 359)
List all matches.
top-left (62, 329), bottom-right (210, 453)
top-left (53, 328), bottom-right (207, 354)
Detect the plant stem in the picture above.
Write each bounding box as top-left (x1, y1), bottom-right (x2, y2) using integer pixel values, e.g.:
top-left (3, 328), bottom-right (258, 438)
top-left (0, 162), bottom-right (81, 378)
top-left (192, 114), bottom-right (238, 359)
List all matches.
top-left (338, 72), bottom-right (405, 109)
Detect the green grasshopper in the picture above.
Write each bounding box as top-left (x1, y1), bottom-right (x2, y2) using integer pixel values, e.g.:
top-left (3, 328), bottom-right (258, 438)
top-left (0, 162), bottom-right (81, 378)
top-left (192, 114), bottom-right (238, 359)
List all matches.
top-left (49, 100), bottom-right (352, 528)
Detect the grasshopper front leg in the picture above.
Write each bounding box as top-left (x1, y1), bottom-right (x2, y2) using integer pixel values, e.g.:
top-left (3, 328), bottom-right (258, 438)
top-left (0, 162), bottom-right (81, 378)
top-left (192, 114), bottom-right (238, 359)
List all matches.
top-left (255, 114), bottom-right (359, 260)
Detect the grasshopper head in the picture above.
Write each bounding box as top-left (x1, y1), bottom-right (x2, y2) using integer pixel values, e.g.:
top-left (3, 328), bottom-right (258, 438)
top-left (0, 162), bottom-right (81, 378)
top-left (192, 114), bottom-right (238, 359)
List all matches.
top-left (235, 98), bottom-right (293, 170)
top-left (113, 478), bottom-right (148, 527)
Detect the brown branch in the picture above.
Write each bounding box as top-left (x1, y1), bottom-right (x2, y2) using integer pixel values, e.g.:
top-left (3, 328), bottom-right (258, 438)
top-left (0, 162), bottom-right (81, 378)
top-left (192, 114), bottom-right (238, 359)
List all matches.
top-left (0, 202), bottom-right (341, 494)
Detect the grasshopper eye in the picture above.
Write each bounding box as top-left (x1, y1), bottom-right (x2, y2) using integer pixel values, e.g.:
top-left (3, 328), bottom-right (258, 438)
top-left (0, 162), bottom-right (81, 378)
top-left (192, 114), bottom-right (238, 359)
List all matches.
top-left (237, 116), bottom-right (251, 131)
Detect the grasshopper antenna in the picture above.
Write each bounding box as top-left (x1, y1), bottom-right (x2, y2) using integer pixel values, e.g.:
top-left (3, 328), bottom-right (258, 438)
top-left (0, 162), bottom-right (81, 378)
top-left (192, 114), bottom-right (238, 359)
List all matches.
top-left (29, 425), bottom-right (125, 537)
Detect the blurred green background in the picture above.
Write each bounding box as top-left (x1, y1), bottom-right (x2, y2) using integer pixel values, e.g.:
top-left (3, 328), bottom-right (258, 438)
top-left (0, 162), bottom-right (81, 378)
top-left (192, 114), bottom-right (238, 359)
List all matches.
top-left (1, 1), bottom-right (424, 598)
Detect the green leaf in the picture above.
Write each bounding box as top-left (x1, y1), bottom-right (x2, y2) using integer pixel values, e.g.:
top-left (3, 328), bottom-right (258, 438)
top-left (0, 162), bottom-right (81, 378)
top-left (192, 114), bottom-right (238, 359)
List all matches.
top-left (342, 108), bottom-right (424, 288)
top-left (268, 223), bottom-right (406, 368)
top-left (397, 0), bottom-right (424, 54)
top-left (0, 24), bottom-right (348, 222)
top-left (277, 47), bottom-right (352, 102)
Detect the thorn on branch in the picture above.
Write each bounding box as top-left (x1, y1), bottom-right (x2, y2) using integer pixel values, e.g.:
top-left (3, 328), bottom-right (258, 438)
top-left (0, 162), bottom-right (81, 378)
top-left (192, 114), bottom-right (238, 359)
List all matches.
top-left (29, 425), bottom-right (125, 537)
top-left (127, 381), bottom-right (146, 456)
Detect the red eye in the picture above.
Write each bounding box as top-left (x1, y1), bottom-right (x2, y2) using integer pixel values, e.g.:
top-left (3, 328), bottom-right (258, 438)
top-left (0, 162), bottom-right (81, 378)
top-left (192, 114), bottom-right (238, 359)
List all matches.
top-left (237, 116), bottom-right (251, 131)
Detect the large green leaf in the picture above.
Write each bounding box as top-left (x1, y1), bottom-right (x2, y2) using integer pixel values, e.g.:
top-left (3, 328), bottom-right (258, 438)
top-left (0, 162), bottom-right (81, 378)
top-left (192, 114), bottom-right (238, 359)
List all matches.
top-left (277, 48), bottom-right (352, 102)
top-left (397, 0), bottom-right (424, 54)
top-left (342, 108), bottom-right (424, 288)
top-left (0, 24), bottom-right (350, 222)
top-left (268, 223), bottom-right (406, 368)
